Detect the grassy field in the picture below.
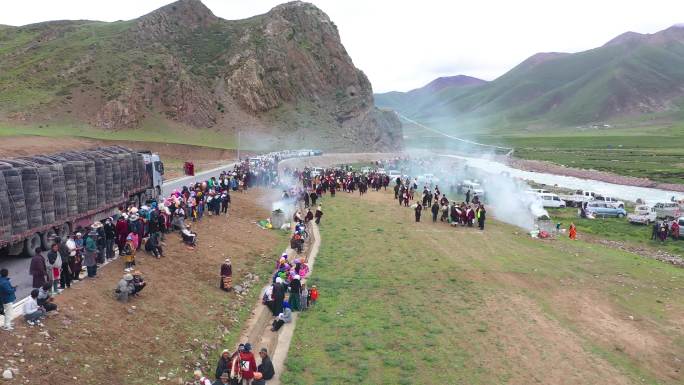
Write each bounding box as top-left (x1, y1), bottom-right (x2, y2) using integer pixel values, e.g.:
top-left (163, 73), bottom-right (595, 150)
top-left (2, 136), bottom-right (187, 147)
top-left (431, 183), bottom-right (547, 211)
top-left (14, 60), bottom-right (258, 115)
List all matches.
top-left (0, 117), bottom-right (239, 149)
top-left (546, 207), bottom-right (684, 255)
top-left (404, 119), bottom-right (684, 185)
top-left (282, 191), bottom-right (684, 384)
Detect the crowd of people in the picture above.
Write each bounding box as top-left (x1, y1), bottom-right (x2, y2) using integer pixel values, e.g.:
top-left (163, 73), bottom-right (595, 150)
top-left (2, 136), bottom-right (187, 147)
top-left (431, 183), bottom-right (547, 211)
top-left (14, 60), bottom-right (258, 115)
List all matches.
top-left (1, 159), bottom-right (278, 330)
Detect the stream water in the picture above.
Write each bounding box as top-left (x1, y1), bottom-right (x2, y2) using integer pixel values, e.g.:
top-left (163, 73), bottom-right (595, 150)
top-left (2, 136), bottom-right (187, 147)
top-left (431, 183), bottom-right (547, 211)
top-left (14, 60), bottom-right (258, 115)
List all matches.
top-left (441, 154), bottom-right (682, 203)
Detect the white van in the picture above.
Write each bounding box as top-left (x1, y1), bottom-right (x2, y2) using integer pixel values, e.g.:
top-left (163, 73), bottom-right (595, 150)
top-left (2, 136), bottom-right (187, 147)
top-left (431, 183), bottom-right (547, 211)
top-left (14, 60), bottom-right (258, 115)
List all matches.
top-left (538, 193), bottom-right (566, 208)
top-left (593, 195), bottom-right (625, 209)
top-left (653, 202), bottom-right (681, 219)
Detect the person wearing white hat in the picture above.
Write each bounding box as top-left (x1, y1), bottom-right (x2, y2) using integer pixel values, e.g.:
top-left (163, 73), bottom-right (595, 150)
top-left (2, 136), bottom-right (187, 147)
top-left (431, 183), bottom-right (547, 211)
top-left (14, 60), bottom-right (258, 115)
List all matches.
top-left (220, 258), bottom-right (232, 292)
top-left (115, 273), bottom-right (135, 302)
top-left (193, 369), bottom-right (211, 385)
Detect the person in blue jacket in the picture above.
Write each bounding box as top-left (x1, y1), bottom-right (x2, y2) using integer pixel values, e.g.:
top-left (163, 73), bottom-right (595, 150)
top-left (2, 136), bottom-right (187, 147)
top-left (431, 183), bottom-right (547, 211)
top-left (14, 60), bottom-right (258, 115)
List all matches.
top-left (0, 268), bottom-right (17, 331)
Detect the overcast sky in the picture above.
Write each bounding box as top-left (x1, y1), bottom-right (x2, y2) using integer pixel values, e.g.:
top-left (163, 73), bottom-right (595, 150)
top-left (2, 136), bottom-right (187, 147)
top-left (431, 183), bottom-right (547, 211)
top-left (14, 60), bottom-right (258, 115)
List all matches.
top-left (2, 0), bottom-right (683, 92)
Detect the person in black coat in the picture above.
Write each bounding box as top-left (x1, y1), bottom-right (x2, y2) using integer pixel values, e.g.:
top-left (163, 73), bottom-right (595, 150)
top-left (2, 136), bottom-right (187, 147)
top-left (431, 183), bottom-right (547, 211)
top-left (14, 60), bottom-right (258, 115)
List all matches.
top-left (104, 219), bottom-right (116, 260)
top-left (415, 203), bottom-right (422, 222)
top-left (272, 279), bottom-right (286, 316)
top-left (254, 348), bottom-right (275, 384)
top-left (431, 201), bottom-right (439, 222)
top-left (214, 349), bottom-right (231, 380)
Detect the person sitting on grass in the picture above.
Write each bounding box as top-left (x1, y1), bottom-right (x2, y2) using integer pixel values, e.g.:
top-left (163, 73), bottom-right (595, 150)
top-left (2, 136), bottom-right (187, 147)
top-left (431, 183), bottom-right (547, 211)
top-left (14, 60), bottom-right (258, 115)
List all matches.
top-left (271, 301), bottom-right (292, 331)
top-left (37, 283), bottom-right (58, 313)
top-left (132, 271), bottom-right (146, 296)
top-left (181, 223), bottom-right (197, 247)
top-left (23, 289), bottom-right (46, 325)
top-left (115, 273), bottom-right (135, 302)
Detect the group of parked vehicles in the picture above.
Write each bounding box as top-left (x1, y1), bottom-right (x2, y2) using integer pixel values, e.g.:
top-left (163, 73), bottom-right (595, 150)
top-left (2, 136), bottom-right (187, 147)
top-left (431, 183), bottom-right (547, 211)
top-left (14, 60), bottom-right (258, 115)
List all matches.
top-left (525, 187), bottom-right (684, 225)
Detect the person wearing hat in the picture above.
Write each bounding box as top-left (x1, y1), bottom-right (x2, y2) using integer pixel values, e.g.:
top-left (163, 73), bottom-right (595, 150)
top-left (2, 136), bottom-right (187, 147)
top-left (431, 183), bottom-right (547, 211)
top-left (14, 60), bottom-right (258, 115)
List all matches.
top-left (220, 258), bottom-right (232, 292)
top-left (238, 343), bottom-right (257, 384)
top-left (215, 371), bottom-right (231, 385)
top-left (214, 349), bottom-right (233, 381)
top-left (314, 205), bottom-right (323, 225)
top-left (256, 348), bottom-right (274, 384)
top-left (289, 274), bottom-right (302, 311)
top-left (193, 369), bottom-right (211, 385)
top-left (115, 273), bottom-right (135, 302)
top-left (132, 270), bottom-right (146, 295)
top-left (104, 218), bottom-right (116, 260)
top-left (271, 301), bottom-right (292, 332)
top-left (92, 221), bottom-right (106, 264)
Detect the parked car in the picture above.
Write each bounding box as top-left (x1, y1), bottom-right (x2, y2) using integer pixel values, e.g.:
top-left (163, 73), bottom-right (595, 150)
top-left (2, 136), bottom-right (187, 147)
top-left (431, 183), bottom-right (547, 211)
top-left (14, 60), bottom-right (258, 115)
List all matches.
top-left (593, 195), bottom-right (625, 209)
top-left (459, 180), bottom-right (485, 198)
top-left (388, 170), bottom-right (401, 179)
top-left (417, 173), bottom-right (440, 186)
top-left (559, 190), bottom-right (598, 207)
top-left (585, 202), bottom-right (627, 218)
top-left (538, 193), bottom-right (566, 208)
top-left (628, 205), bottom-right (657, 225)
top-left (653, 202), bottom-right (681, 219)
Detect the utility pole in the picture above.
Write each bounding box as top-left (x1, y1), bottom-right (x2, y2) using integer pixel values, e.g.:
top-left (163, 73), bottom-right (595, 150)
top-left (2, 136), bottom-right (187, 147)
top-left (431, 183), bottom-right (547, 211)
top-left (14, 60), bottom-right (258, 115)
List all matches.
top-left (236, 130), bottom-right (241, 162)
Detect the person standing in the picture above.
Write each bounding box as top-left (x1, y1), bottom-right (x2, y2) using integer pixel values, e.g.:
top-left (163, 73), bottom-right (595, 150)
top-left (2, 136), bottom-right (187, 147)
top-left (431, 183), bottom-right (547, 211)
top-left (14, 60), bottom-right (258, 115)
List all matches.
top-left (569, 223), bottom-right (577, 240)
top-left (115, 215), bottom-right (129, 252)
top-left (289, 275), bottom-right (302, 311)
top-left (46, 243), bottom-right (62, 294)
top-left (314, 206), bottom-right (323, 225)
top-left (69, 233), bottom-right (83, 281)
top-left (0, 269), bottom-right (17, 331)
top-left (84, 230), bottom-right (98, 278)
top-left (414, 202), bottom-right (422, 223)
top-left (220, 258), bottom-right (233, 292)
top-left (465, 189), bottom-right (471, 204)
top-left (104, 218), bottom-right (116, 259)
top-left (476, 204), bottom-right (487, 230)
top-left (29, 248), bottom-right (48, 289)
top-left (239, 343), bottom-right (258, 385)
top-left (431, 201), bottom-right (439, 223)
top-left (58, 237), bottom-right (72, 290)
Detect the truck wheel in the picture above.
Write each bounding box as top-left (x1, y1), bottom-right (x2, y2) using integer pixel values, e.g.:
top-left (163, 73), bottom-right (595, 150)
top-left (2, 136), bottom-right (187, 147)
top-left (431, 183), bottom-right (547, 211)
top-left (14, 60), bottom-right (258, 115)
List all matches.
top-left (56, 222), bottom-right (71, 239)
top-left (617, 213), bottom-right (625, 218)
top-left (41, 228), bottom-right (57, 250)
top-left (8, 241), bottom-right (24, 256)
top-left (24, 233), bottom-right (41, 258)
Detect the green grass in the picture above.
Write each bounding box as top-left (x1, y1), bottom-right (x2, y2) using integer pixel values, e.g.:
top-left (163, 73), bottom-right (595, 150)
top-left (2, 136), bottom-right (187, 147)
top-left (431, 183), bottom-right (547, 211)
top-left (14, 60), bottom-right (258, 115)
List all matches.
top-left (546, 207), bottom-right (684, 255)
top-left (282, 192), bottom-right (684, 384)
top-left (0, 117), bottom-right (241, 149)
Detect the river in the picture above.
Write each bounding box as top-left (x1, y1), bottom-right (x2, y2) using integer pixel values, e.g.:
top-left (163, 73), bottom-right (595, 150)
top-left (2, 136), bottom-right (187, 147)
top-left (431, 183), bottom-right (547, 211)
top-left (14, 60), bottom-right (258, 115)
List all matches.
top-left (441, 154), bottom-right (682, 203)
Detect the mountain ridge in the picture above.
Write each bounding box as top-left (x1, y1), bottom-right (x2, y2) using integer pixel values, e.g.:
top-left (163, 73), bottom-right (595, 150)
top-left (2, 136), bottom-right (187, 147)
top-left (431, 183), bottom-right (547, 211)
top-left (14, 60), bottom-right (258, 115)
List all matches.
top-left (375, 24), bottom-right (684, 133)
top-left (0, 0), bottom-right (402, 151)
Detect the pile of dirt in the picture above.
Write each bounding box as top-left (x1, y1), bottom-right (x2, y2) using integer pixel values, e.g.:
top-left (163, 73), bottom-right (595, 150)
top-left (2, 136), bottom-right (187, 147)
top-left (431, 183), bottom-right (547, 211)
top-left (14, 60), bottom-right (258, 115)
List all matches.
top-left (0, 189), bottom-right (283, 384)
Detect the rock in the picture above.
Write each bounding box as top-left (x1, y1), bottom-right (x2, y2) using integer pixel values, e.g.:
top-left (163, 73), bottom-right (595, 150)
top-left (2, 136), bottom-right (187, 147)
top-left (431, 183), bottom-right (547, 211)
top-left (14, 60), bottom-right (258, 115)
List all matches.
top-left (2, 369), bottom-right (12, 380)
top-left (628, 315), bottom-right (635, 320)
top-left (158, 376), bottom-right (167, 381)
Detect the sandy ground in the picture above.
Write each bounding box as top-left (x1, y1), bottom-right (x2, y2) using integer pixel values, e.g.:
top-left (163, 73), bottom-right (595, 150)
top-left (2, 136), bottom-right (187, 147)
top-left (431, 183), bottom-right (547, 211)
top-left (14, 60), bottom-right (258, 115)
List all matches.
top-left (0, 189), bottom-right (283, 384)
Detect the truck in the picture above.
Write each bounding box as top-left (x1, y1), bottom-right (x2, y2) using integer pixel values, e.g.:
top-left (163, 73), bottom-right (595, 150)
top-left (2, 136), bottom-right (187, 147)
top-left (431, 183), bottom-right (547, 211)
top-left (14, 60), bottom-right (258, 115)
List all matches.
top-left (559, 190), bottom-right (598, 207)
top-left (0, 146), bottom-right (164, 258)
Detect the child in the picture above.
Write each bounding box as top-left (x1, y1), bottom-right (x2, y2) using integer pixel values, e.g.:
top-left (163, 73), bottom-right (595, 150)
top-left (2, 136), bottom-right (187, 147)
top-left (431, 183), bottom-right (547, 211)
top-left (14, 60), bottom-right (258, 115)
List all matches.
top-left (309, 285), bottom-right (319, 307)
top-left (123, 234), bottom-right (137, 269)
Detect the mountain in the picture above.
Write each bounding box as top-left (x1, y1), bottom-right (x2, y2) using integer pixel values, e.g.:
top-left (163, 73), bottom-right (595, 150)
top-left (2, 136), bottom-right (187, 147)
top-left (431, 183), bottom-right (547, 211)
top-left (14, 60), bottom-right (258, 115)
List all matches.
top-left (0, 0), bottom-right (402, 150)
top-left (375, 75), bottom-right (486, 119)
top-left (376, 24), bottom-right (684, 133)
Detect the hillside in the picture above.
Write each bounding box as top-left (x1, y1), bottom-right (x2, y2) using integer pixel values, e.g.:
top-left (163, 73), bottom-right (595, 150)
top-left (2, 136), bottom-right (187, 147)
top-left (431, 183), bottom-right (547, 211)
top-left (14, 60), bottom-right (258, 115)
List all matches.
top-left (376, 25), bottom-right (684, 133)
top-left (375, 75), bottom-right (487, 118)
top-left (0, 0), bottom-right (402, 151)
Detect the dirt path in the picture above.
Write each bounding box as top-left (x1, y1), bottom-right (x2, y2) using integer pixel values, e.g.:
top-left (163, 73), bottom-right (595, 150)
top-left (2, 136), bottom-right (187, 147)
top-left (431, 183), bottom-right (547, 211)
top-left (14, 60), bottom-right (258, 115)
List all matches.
top-left (234, 204), bottom-right (321, 385)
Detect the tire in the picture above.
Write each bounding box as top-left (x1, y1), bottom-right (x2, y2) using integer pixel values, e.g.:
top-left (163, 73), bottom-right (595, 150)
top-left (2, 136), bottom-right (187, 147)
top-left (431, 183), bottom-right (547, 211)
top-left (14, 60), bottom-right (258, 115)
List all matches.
top-left (24, 233), bottom-right (41, 257)
top-left (56, 222), bottom-right (71, 238)
top-left (41, 228), bottom-right (57, 250)
top-left (618, 213), bottom-right (625, 218)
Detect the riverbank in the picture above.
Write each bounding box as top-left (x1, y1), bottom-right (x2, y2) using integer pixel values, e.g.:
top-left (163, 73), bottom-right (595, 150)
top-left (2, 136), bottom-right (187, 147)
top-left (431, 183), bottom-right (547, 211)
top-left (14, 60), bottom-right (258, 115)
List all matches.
top-left (506, 156), bottom-right (684, 193)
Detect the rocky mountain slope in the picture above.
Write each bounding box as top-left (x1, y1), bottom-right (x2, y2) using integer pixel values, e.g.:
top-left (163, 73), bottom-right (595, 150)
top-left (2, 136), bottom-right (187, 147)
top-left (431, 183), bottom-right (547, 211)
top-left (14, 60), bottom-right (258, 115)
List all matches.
top-left (376, 25), bottom-right (684, 133)
top-left (0, 0), bottom-right (402, 150)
